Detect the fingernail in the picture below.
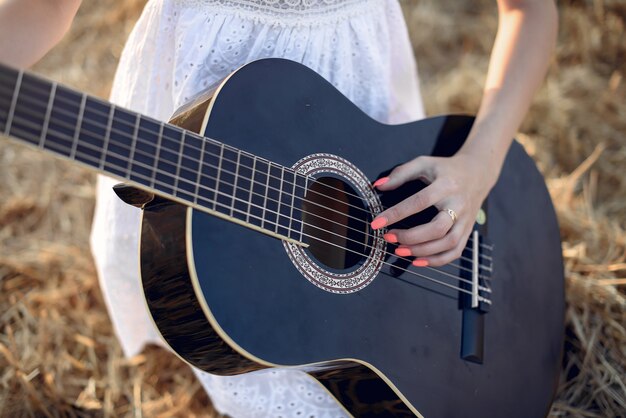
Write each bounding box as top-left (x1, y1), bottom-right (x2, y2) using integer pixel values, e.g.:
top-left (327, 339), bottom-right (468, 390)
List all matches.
top-left (373, 177), bottom-right (390, 187)
top-left (383, 233), bottom-right (397, 243)
top-left (413, 259), bottom-right (429, 267)
top-left (395, 247), bottom-right (412, 257)
top-left (371, 217), bottom-right (388, 230)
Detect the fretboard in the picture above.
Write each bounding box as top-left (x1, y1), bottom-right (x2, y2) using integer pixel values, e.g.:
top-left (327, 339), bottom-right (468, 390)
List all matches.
top-left (0, 64), bottom-right (307, 245)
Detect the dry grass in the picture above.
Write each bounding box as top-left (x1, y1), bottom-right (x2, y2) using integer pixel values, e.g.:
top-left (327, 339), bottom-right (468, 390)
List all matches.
top-left (1, 0), bottom-right (624, 416)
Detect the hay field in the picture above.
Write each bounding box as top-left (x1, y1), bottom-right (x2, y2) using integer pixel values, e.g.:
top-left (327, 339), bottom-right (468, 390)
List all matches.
top-left (0, 0), bottom-right (624, 417)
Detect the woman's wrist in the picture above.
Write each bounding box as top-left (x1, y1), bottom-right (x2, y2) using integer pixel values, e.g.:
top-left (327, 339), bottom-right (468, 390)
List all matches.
top-left (455, 122), bottom-right (513, 191)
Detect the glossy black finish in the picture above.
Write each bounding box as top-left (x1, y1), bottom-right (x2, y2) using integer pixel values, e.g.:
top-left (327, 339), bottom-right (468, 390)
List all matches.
top-left (141, 197), bottom-right (264, 374)
top-left (461, 309), bottom-right (485, 363)
top-left (0, 59), bottom-right (564, 417)
top-left (143, 59), bottom-right (564, 417)
top-left (113, 183), bottom-right (154, 208)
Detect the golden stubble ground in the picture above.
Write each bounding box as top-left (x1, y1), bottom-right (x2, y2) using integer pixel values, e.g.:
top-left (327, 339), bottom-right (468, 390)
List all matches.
top-left (0, 0), bottom-right (624, 417)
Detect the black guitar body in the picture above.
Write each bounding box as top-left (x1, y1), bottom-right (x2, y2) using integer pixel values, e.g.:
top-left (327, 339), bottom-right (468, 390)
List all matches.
top-left (139, 59), bottom-right (564, 417)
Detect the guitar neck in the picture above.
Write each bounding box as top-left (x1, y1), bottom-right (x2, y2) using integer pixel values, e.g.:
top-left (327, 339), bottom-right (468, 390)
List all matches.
top-left (0, 64), bottom-right (307, 245)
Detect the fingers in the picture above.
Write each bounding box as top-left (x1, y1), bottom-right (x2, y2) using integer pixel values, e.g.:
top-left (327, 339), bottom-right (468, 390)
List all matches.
top-left (387, 209), bottom-right (455, 246)
top-left (370, 154), bottom-right (481, 267)
top-left (373, 156), bottom-right (435, 192)
top-left (371, 156), bottom-right (457, 230)
top-left (392, 225), bottom-right (472, 268)
top-left (371, 182), bottom-right (446, 230)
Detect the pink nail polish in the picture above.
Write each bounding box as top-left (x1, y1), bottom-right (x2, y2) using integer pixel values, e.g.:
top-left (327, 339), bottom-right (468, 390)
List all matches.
top-left (395, 247), bottom-right (412, 257)
top-left (413, 259), bottom-right (429, 267)
top-left (373, 177), bottom-right (390, 187)
top-left (371, 217), bottom-right (388, 230)
top-left (383, 233), bottom-right (398, 243)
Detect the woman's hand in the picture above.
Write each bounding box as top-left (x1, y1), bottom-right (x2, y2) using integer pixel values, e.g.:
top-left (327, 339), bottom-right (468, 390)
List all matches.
top-left (370, 0), bottom-right (558, 268)
top-left (371, 153), bottom-right (499, 267)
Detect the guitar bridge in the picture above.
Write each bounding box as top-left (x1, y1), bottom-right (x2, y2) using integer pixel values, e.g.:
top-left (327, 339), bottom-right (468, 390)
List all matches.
top-left (460, 228), bottom-right (493, 364)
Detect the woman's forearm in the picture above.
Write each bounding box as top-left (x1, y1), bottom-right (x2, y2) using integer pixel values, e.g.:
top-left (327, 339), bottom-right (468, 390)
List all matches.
top-left (458, 0), bottom-right (558, 187)
top-left (0, 0), bottom-right (81, 68)
top-left (372, 0), bottom-right (558, 266)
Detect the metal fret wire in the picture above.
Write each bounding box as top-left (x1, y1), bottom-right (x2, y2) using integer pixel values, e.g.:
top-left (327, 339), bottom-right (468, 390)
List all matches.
top-left (0, 75), bottom-right (495, 285)
top-left (2, 70), bottom-right (22, 136)
top-left (3, 103), bottom-right (493, 278)
top-left (0, 78), bottom-right (493, 252)
top-left (99, 99), bottom-right (115, 170)
top-left (1, 83), bottom-right (494, 297)
top-left (0, 80), bottom-right (494, 263)
top-left (0, 83), bottom-right (495, 272)
top-left (4, 117), bottom-right (491, 299)
top-left (0, 80), bottom-right (495, 282)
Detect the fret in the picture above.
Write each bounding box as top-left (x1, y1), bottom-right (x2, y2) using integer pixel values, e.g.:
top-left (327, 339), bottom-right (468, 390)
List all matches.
top-left (154, 124), bottom-right (182, 195)
top-left (213, 143), bottom-right (225, 212)
top-left (43, 86), bottom-right (81, 158)
top-left (72, 97), bottom-right (109, 168)
top-left (126, 113), bottom-right (141, 178)
top-left (197, 139), bottom-right (221, 210)
top-left (152, 122), bottom-right (165, 189)
top-left (70, 93), bottom-right (87, 160)
top-left (193, 134), bottom-right (207, 204)
top-left (282, 168), bottom-right (297, 240)
top-left (176, 132), bottom-right (202, 202)
top-left (98, 103), bottom-right (115, 170)
top-left (295, 174), bottom-right (309, 243)
top-left (265, 163), bottom-right (282, 233)
top-left (0, 68), bottom-right (19, 133)
top-left (250, 158), bottom-right (269, 229)
top-left (105, 106), bottom-right (135, 178)
top-left (9, 73), bottom-right (49, 146)
top-left (232, 151), bottom-right (254, 223)
top-left (129, 116), bottom-right (159, 187)
top-left (4, 70), bottom-right (22, 136)
top-left (245, 155), bottom-right (258, 224)
top-left (215, 145), bottom-right (236, 214)
top-left (172, 130), bottom-right (186, 195)
top-left (0, 64), bottom-right (313, 241)
top-left (275, 166), bottom-right (289, 237)
top-left (38, 82), bottom-right (57, 148)
top-left (0, 79), bottom-right (13, 134)
top-left (230, 150), bottom-right (242, 218)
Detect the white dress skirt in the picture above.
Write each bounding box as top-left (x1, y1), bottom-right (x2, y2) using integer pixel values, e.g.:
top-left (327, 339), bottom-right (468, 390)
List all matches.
top-left (90, 1), bottom-right (425, 416)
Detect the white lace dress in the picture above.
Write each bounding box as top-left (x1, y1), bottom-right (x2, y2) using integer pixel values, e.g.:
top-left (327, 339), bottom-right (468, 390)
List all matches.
top-left (89, 1), bottom-right (425, 416)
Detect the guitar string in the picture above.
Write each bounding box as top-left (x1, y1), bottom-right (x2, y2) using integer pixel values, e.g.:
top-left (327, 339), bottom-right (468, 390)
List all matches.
top-left (2, 114), bottom-right (494, 297)
top-left (0, 80), bottom-right (388, 220)
top-left (3, 118), bottom-right (493, 299)
top-left (1, 117), bottom-right (495, 289)
top-left (4, 110), bottom-right (494, 294)
top-left (4, 106), bottom-right (494, 279)
top-left (0, 78), bottom-right (495, 259)
top-left (0, 83), bottom-right (491, 261)
top-left (0, 77), bottom-right (406, 220)
top-left (0, 87), bottom-right (498, 269)
top-left (0, 83), bottom-right (495, 272)
top-left (0, 81), bottom-right (496, 271)
top-left (0, 80), bottom-right (493, 254)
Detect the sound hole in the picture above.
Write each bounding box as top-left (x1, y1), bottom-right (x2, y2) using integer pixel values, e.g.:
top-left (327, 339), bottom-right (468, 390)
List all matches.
top-left (302, 177), bottom-right (373, 270)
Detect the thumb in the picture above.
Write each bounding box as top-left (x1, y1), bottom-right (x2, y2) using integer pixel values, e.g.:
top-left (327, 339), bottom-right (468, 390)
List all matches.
top-left (373, 156), bottom-right (434, 191)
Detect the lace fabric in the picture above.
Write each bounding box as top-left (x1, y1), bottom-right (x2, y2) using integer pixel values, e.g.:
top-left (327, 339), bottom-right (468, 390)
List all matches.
top-left (180, 0), bottom-right (379, 26)
top-left (90, 1), bottom-right (424, 416)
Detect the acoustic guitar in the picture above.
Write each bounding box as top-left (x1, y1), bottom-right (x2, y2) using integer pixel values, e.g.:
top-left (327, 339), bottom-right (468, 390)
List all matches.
top-left (0, 58), bottom-right (564, 417)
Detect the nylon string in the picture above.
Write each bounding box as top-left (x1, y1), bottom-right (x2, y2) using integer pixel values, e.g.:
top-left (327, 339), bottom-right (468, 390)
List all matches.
top-left (0, 80), bottom-right (494, 254)
top-left (1, 81), bottom-right (494, 298)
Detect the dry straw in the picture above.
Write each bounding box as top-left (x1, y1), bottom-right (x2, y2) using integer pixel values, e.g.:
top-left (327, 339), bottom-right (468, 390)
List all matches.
top-left (1, 0), bottom-right (624, 416)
